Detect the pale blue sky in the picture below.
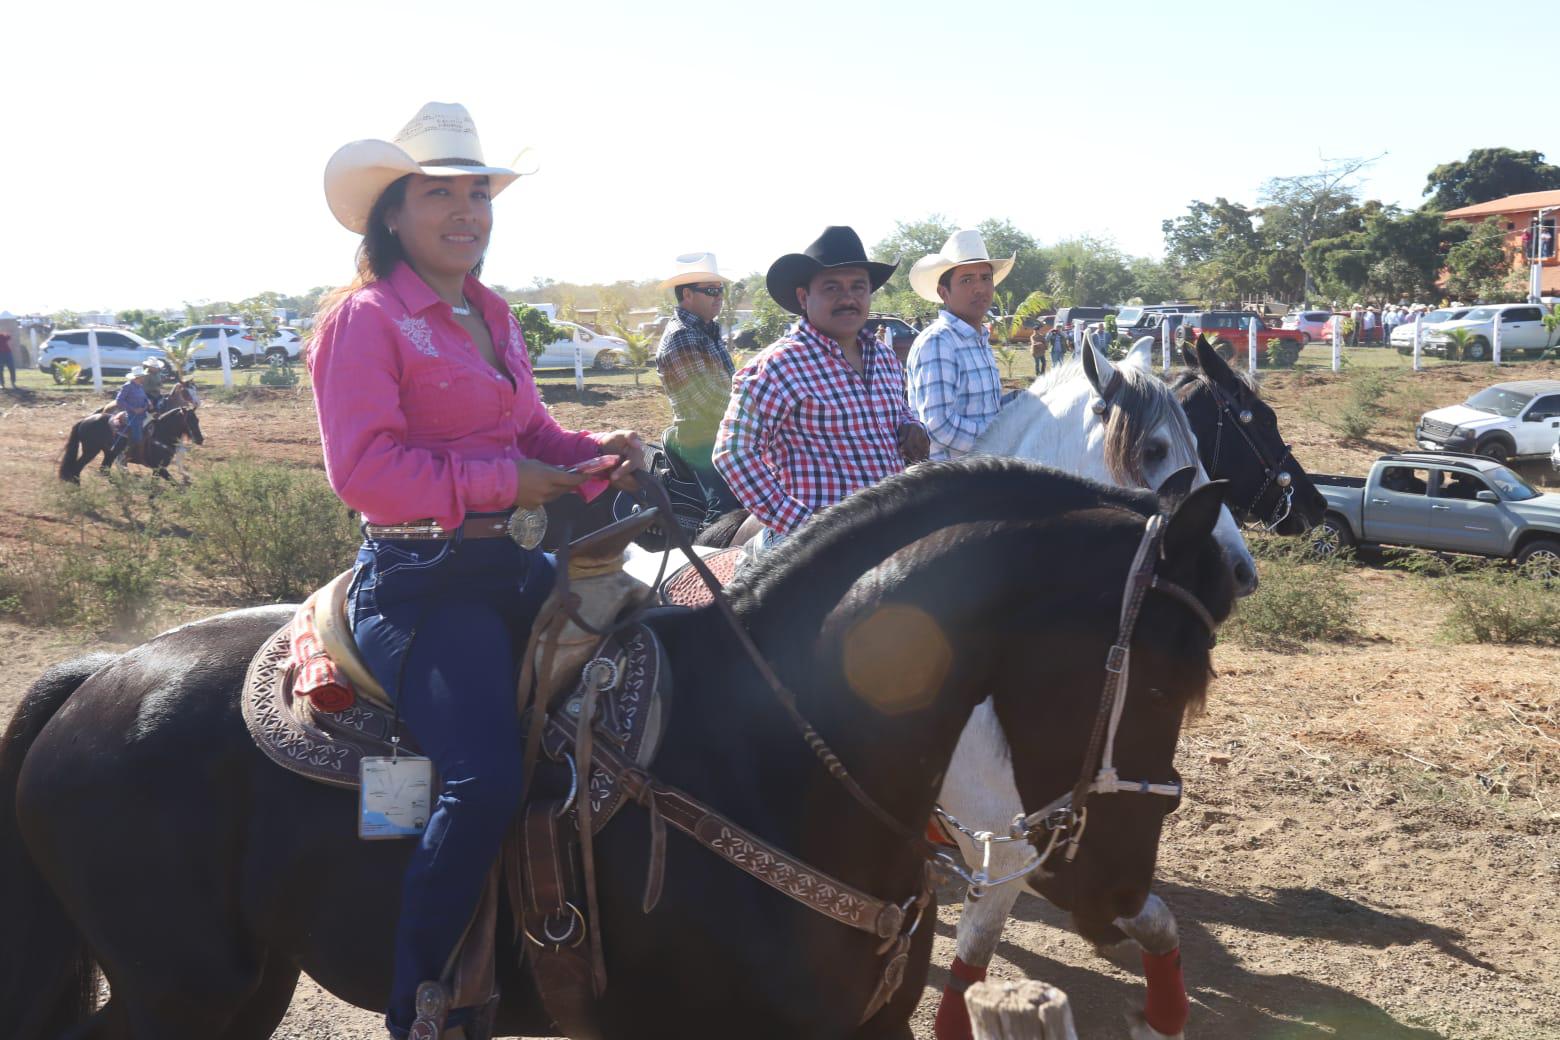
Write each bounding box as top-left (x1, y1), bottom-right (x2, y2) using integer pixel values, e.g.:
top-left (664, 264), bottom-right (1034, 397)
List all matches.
top-left (2, 0), bottom-right (1547, 312)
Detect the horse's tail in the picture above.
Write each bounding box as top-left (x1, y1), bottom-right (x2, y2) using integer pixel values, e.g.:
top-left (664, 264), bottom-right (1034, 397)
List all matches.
top-left (58, 421), bottom-right (84, 482)
top-left (0, 653), bottom-right (118, 1038)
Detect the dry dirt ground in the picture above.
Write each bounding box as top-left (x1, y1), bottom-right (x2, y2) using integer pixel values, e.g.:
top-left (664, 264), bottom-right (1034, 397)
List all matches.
top-left (1, 362), bottom-right (1557, 1039)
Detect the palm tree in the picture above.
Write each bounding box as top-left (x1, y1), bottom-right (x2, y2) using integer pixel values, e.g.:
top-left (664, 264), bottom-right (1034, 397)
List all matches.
top-left (1442, 327), bottom-right (1476, 362)
top-left (611, 325), bottom-right (655, 386)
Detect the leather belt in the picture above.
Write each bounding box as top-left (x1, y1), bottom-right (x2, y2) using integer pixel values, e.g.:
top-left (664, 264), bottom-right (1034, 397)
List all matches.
top-left (363, 512), bottom-right (515, 542)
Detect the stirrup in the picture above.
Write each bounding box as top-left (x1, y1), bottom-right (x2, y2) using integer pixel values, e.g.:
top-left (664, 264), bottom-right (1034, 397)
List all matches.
top-left (407, 980), bottom-right (451, 1040)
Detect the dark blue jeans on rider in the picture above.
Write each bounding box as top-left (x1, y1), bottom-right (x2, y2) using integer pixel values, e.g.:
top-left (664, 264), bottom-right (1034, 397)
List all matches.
top-left (346, 520), bottom-right (555, 1037)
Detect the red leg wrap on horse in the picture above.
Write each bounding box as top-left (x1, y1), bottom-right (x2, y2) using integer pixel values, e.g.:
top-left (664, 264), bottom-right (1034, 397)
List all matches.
top-left (933, 957), bottom-right (987, 1040)
top-left (1141, 946), bottom-right (1188, 1036)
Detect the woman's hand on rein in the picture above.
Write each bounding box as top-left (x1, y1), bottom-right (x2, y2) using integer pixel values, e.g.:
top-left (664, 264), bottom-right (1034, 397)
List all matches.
top-left (512, 459), bottom-right (588, 510)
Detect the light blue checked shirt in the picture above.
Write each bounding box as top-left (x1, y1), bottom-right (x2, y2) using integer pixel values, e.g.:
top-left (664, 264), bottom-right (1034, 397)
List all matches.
top-left (906, 310), bottom-right (1004, 461)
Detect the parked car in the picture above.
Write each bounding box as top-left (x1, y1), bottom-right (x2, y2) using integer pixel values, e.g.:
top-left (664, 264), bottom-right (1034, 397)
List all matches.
top-left (167, 324), bottom-right (262, 368)
top-left (1281, 310), bottom-right (1336, 344)
top-left (863, 314), bottom-right (918, 361)
top-left (36, 328), bottom-right (169, 383)
top-left (534, 320), bottom-right (628, 370)
top-left (1311, 452), bottom-right (1560, 577)
top-left (1053, 306), bottom-right (1118, 330)
top-left (1177, 311), bottom-right (1305, 365)
top-left (1415, 379), bottom-right (1560, 462)
top-left (1391, 308), bottom-right (1472, 352)
top-left (1420, 303), bottom-right (1558, 361)
top-left (264, 327), bottom-right (304, 363)
top-left (1116, 304), bottom-right (1196, 340)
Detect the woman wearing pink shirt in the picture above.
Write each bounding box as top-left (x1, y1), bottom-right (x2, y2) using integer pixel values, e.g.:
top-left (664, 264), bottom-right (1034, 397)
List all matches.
top-left (313, 103), bottom-right (642, 1039)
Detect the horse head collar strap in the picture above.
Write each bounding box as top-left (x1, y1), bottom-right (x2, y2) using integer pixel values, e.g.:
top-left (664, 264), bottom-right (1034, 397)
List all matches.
top-left (1201, 377), bottom-right (1295, 531)
top-left (934, 512), bottom-right (1217, 891)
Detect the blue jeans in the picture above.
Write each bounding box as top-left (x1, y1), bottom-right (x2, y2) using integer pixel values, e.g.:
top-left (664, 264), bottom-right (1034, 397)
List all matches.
top-left (346, 524), bottom-right (555, 1035)
top-left (0, 353), bottom-right (14, 387)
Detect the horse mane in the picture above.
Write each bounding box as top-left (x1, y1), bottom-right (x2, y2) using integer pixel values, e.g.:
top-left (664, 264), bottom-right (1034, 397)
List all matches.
top-left (978, 358), bottom-right (1199, 487)
top-left (729, 458), bottom-right (1156, 625)
top-left (1172, 365), bottom-right (1259, 397)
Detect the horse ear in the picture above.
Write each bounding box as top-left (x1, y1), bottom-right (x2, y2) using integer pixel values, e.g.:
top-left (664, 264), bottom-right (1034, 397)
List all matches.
top-left (1163, 480), bottom-right (1228, 562)
top-left (1179, 343), bottom-right (1199, 369)
top-left (1124, 337), bottom-right (1154, 371)
top-left (1194, 335), bottom-right (1236, 384)
top-left (1082, 339), bottom-right (1114, 398)
top-left (1155, 465), bottom-right (1199, 507)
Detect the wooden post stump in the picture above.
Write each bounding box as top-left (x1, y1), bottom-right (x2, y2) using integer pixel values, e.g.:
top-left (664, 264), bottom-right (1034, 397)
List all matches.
top-left (966, 979), bottom-right (1078, 1040)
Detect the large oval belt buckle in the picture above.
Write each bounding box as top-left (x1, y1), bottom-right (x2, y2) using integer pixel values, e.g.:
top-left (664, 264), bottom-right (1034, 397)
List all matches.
top-left (507, 507), bottom-right (548, 550)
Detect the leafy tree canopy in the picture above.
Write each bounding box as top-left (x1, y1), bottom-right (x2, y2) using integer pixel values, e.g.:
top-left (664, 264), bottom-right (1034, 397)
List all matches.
top-left (1424, 148), bottom-right (1560, 211)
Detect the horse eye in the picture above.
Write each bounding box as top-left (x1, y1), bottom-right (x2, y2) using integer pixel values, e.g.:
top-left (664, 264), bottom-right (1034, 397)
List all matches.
top-left (1146, 441), bottom-right (1168, 463)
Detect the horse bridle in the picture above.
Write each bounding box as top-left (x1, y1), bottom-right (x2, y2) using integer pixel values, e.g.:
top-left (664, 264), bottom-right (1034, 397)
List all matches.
top-left (1193, 377), bottom-right (1296, 532)
top-left (931, 512), bottom-right (1218, 893)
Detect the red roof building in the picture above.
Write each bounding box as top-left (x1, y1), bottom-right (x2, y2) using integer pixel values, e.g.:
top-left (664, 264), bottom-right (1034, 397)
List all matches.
top-left (1442, 190), bottom-right (1560, 296)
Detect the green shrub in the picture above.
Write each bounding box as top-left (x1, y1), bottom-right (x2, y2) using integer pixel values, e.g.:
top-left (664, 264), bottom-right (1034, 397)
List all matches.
top-left (1228, 556), bottom-right (1359, 651)
top-left (1325, 370), bottom-right (1393, 442)
top-left (259, 359), bottom-right (299, 386)
top-left (0, 544), bottom-right (161, 637)
top-left (179, 458), bottom-right (359, 600)
top-left (1438, 570), bottom-right (1560, 646)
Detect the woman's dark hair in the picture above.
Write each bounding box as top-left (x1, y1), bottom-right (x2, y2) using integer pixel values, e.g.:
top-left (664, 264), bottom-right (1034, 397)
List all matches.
top-left (315, 173), bottom-right (484, 337)
top-left (356, 174), bottom-right (414, 282)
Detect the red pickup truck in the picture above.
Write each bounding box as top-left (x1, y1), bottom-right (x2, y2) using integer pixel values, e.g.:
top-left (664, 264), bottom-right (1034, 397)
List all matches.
top-left (1177, 311), bottom-right (1305, 366)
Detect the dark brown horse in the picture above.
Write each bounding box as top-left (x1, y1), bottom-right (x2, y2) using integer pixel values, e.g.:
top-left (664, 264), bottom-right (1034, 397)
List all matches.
top-left (58, 402), bottom-right (204, 482)
top-left (2, 460), bottom-right (1234, 1039)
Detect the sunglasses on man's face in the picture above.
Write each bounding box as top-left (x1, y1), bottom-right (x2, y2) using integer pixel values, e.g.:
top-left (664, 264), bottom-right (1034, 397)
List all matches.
top-left (687, 285), bottom-right (725, 298)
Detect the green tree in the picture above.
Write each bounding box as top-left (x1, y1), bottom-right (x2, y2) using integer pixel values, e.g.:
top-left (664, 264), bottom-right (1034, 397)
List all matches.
top-left (975, 218), bottom-right (1047, 301)
top-left (510, 304), bottom-right (562, 364)
top-left (1443, 219), bottom-right (1524, 302)
top-left (611, 324), bottom-right (655, 386)
top-left (1042, 237), bottom-right (1135, 307)
top-left (748, 291), bottom-right (795, 349)
top-left (117, 309), bottom-right (179, 344)
top-left (1258, 157), bottom-right (1376, 300)
top-left (1424, 148), bottom-right (1560, 211)
top-left (1125, 257), bottom-right (1183, 304)
top-left (1161, 198), bottom-right (1264, 302)
top-left (872, 215), bottom-right (959, 296)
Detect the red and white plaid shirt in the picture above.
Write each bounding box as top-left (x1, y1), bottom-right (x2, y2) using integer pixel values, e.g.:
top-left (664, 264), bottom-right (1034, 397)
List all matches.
top-left (714, 319), bottom-right (923, 535)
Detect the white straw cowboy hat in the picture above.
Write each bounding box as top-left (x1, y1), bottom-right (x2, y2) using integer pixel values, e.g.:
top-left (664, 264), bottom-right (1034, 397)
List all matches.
top-left (909, 229), bottom-right (1016, 304)
top-left (324, 102), bottom-right (522, 234)
top-left (658, 252), bottom-right (734, 291)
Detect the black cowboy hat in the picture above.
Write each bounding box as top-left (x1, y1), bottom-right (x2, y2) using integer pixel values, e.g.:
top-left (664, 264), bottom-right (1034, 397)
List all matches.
top-left (765, 226), bottom-right (899, 316)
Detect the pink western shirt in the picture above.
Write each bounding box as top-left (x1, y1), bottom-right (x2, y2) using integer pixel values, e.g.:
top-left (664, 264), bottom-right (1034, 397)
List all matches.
top-left (309, 262), bottom-right (600, 530)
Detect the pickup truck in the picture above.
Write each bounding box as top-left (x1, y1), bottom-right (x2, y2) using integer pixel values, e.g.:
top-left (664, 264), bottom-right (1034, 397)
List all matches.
top-left (1420, 303), bottom-right (1558, 361)
top-left (1415, 379), bottom-right (1560, 462)
top-left (1177, 311), bottom-right (1306, 366)
top-left (1312, 451), bottom-right (1560, 577)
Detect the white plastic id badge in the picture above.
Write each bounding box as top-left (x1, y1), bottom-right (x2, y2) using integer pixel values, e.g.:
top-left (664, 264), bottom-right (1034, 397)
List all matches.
top-left (359, 755), bottom-right (434, 840)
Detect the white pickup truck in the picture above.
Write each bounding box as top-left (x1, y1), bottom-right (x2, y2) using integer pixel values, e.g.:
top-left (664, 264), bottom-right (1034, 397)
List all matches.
top-left (1420, 303), bottom-right (1557, 361)
top-left (1415, 379), bottom-right (1560, 462)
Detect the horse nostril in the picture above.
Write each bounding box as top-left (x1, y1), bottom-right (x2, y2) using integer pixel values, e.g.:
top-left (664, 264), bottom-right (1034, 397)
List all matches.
top-left (1236, 560), bottom-right (1258, 594)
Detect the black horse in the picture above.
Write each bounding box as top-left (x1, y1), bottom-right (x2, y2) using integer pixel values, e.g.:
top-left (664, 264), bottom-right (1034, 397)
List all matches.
top-left (2, 460), bottom-right (1235, 1040)
top-left (58, 404), bottom-right (204, 482)
top-left (1171, 336), bottom-right (1326, 535)
top-left (689, 336), bottom-right (1326, 550)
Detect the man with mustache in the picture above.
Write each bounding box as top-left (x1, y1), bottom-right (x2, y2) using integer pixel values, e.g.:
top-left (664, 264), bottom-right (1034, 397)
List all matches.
top-left (714, 226), bottom-right (929, 549)
top-left (905, 229), bottom-right (1016, 461)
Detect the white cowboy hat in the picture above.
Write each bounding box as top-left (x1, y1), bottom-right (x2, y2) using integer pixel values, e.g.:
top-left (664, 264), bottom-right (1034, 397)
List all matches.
top-left (658, 252), bottom-right (734, 290)
top-left (324, 102), bottom-right (522, 234)
top-left (909, 229), bottom-right (1016, 304)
